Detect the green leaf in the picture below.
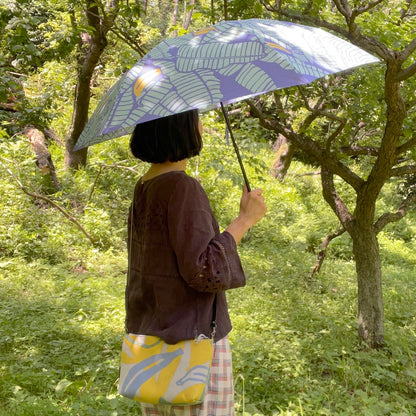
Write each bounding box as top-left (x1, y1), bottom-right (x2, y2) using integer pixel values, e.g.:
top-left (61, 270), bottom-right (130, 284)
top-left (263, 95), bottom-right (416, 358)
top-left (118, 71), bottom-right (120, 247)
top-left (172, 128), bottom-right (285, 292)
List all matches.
top-left (55, 379), bottom-right (73, 394)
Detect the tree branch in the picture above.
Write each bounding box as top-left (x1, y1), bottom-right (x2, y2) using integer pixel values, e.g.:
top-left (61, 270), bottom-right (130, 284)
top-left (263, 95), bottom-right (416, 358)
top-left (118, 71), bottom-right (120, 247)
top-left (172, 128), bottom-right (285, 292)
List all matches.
top-left (363, 60), bottom-right (407, 200)
top-left (274, 4), bottom-right (391, 60)
top-left (299, 78), bottom-right (348, 151)
top-left (397, 0), bottom-right (414, 24)
top-left (396, 135), bottom-right (416, 155)
top-left (88, 162), bottom-right (141, 201)
top-left (0, 103), bottom-right (17, 111)
top-left (247, 99), bottom-right (364, 191)
top-left (44, 128), bottom-right (65, 147)
top-left (374, 192), bottom-right (416, 233)
top-left (353, 0), bottom-right (385, 15)
top-left (326, 119), bottom-right (347, 151)
top-left (273, 91), bottom-right (291, 124)
top-left (0, 157), bottom-right (96, 244)
top-left (398, 37), bottom-right (416, 63)
top-left (395, 60), bottom-right (416, 82)
top-left (334, 0), bottom-right (384, 36)
top-left (98, 0), bottom-right (120, 30)
top-left (21, 189), bottom-right (96, 244)
top-left (339, 145), bottom-right (379, 157)
top-left (310, 226), bottom-right (346, 278)
top-left (109, 26), bottom-right (148, 56)
top-left (332, 0), bottom-right (352, 20)
top-left (392, 35), bottom-right (416, 81)
top-left (390, 164), bottom-right (416, 177)
top-left (259, 0), bottom-right (279, 13)
top-left (321, 167), bottom-right (354, 228)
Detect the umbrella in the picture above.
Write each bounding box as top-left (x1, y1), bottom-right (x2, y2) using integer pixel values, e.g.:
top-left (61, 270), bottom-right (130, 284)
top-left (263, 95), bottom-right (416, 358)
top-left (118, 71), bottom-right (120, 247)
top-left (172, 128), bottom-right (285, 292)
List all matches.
top-left (74, 18), bottom-right (379, 189)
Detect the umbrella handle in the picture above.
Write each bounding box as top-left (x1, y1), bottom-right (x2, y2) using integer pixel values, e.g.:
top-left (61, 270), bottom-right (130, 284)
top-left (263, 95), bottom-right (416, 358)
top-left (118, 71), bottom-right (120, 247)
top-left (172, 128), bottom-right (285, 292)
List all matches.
top-left (220, 102), bottom-right (251, 192)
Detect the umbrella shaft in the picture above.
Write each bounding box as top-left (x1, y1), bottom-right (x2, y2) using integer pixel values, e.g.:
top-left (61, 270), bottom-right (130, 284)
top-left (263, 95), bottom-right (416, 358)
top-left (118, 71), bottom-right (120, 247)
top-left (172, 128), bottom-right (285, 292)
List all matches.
top-left (220, 103), bottom-right (251, 192)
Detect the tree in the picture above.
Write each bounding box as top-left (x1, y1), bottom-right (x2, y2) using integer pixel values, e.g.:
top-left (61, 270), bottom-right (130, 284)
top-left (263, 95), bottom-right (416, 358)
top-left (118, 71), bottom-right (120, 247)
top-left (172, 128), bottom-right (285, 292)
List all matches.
top-left (249, 0), bottom-right (416, 347)
top-left (65, 0), bottom-right (120, 169)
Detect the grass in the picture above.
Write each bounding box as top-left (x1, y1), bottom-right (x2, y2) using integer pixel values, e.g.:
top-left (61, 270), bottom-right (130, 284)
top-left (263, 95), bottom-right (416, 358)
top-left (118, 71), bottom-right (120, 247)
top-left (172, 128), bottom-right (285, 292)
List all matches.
top-left (1, 230), bottom-right (416, 415)
top-left (1, 129), bottom-right (416, 415)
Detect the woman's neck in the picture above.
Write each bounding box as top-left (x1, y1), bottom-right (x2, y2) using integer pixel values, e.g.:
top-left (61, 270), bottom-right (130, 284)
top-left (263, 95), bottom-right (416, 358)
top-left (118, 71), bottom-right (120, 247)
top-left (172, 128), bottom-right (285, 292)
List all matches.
top-left (142, 159), bottom-right (187, 181)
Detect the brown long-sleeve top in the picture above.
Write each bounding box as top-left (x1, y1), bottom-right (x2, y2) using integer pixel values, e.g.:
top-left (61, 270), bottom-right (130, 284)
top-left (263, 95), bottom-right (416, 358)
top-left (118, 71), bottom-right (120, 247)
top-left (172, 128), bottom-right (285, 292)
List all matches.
top-left (125, 171), bottom-right (246, 344)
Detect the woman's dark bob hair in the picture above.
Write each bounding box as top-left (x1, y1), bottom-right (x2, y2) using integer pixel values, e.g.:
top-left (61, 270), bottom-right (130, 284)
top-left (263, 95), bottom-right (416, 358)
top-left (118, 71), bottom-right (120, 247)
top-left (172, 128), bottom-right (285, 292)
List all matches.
top-left (130, 109), bottom-right (202, 163)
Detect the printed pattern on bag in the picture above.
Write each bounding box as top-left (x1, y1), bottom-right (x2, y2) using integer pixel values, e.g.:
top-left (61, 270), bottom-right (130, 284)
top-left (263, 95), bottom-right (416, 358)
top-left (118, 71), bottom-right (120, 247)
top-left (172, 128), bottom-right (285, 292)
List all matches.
top-left (119, 334), bottom-right (213, 405)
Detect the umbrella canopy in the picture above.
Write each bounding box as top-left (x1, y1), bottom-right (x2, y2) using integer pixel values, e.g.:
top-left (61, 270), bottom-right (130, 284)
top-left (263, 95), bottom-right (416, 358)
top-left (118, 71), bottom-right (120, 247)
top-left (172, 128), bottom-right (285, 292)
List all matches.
top-left (74, 18), bottom-right (378, 152)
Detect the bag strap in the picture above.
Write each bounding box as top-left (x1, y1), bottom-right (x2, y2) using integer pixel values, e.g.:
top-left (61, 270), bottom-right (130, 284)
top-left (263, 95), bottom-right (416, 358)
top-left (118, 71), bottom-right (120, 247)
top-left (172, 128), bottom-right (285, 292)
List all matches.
top-left (211, 294), bottom-right (217, 340)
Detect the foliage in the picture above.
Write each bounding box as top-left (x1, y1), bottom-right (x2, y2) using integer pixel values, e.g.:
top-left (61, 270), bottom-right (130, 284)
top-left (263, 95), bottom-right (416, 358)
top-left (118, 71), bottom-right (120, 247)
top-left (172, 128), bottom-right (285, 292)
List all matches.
top-left (0, 0), bottom-right (77, 70)
top-left (1, 0), bottom-right (416, 413)
top-left (0, 0), bottom-right (79, 136)
top-left (1, 117), bottom-right (416, 414)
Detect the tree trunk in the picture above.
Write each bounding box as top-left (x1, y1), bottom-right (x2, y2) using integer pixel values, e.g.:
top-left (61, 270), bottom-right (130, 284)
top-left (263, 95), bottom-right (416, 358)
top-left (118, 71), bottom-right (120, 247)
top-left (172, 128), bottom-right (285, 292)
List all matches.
top-left (183, 0), bottom-right (195, 30)
top-left (271, 134), bottom-right (295, 180)
top-left (65, 0), bottom-right (119, 169)
top-left (172, 0), bottom-right (179, 36)
top-left (351, 227), bottom-right (385, 348)
top-left (224, 0), bottom-right (228, 20)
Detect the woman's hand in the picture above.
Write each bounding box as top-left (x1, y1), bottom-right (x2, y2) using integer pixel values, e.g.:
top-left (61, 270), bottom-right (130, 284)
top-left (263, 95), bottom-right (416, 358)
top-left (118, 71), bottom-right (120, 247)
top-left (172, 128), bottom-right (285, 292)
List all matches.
top-left (225, 186), bottom-right (267, 244)
top-left (239, 186), bottom-right (267, 226)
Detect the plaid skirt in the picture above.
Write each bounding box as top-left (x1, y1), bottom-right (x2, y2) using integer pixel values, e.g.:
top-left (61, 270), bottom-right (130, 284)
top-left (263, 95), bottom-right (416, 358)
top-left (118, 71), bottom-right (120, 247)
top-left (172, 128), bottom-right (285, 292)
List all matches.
top-left (141, 336), bottom-right (234, 416)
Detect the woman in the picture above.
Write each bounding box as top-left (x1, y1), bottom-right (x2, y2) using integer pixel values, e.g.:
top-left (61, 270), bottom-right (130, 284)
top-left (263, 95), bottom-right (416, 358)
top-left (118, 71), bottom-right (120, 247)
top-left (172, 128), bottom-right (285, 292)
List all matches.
top-left (126, 109), bottom-right (267, 416)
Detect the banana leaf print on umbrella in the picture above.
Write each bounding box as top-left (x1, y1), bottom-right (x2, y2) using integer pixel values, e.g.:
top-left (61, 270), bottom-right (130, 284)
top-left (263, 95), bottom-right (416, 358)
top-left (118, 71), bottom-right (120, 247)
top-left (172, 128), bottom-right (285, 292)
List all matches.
top-left (75, 19), bottom-right (379, 190)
